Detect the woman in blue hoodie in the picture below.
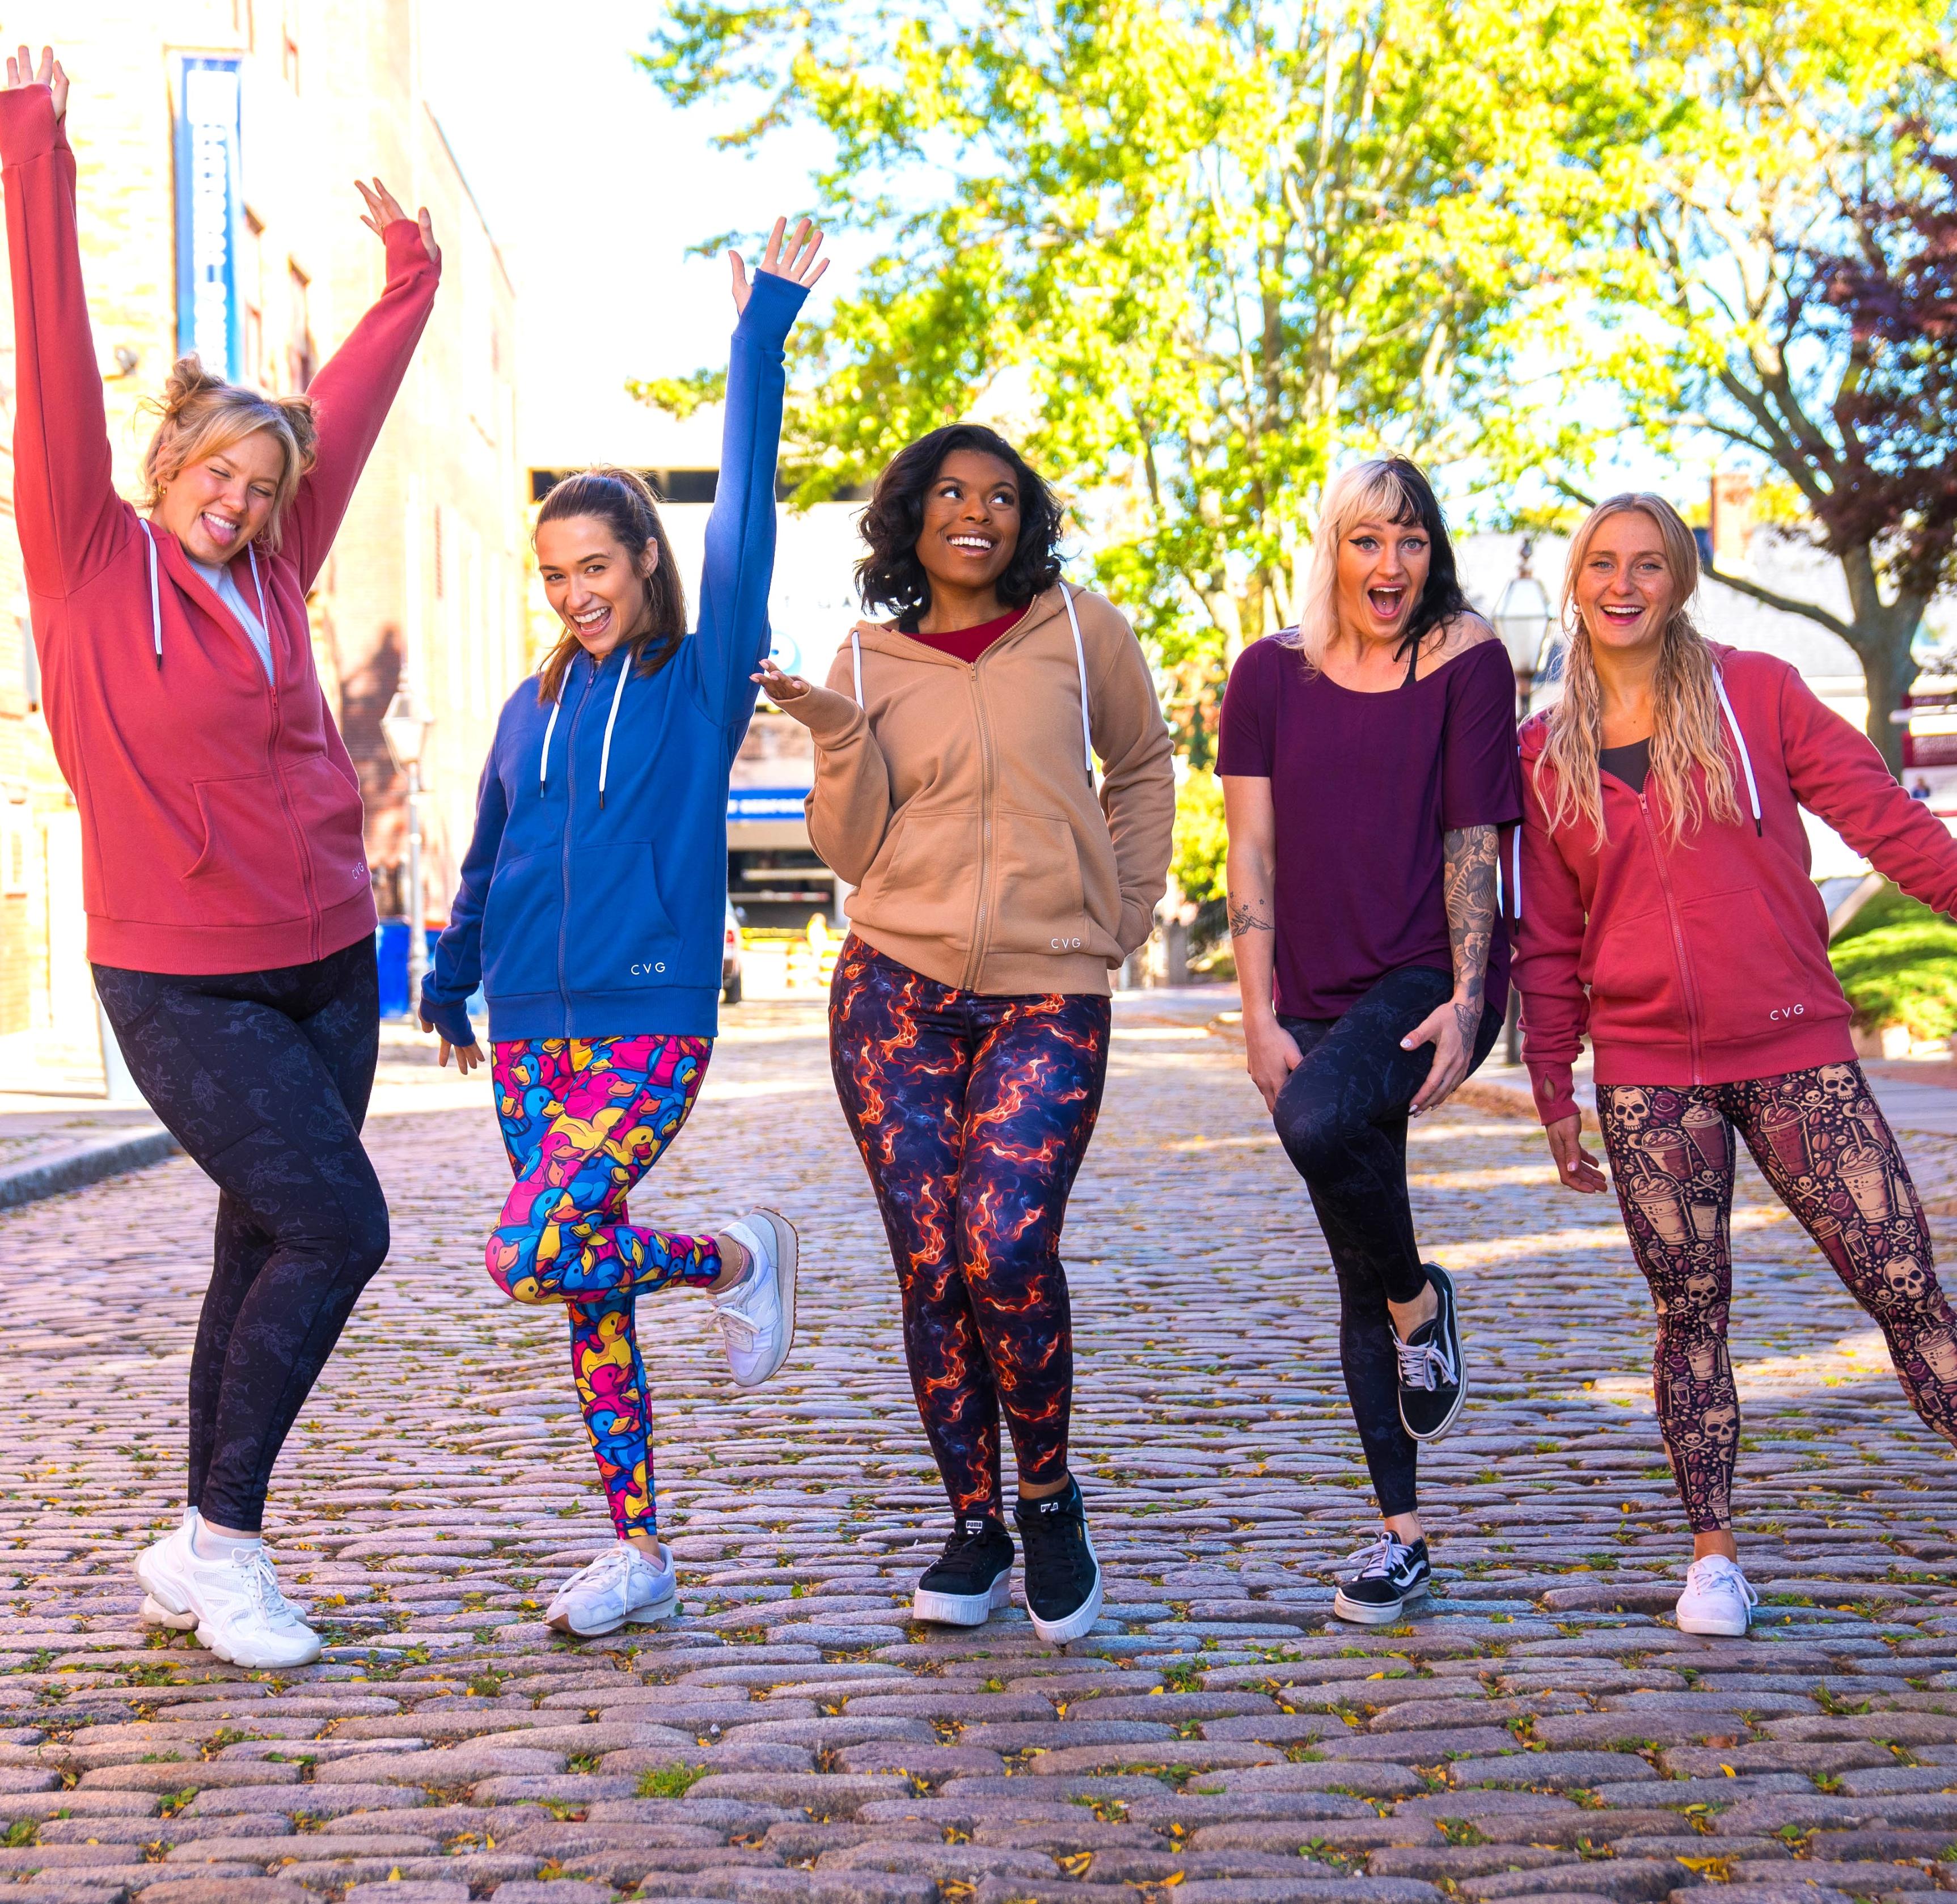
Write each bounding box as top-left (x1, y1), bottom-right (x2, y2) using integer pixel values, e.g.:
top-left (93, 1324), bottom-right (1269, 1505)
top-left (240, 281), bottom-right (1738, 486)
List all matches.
top-left (421, 217), bottom-right (825, 1637)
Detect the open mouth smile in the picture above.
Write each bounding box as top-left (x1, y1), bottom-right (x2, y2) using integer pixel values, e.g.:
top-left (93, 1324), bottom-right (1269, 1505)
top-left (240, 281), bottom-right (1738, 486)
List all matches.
top-left (1366, 585), bottom-right (1407, 621)
top-left (201, 511), bottom-right (242, 547)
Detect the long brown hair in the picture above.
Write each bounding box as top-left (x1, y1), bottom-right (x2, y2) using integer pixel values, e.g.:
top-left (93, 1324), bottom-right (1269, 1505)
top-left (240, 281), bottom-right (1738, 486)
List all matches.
top-left (141, 356), bottom-right (317, 552)
top-left (534, 467), bottom-right (687, 704)
top-left (1537, 493), bottom-right (1740, 847)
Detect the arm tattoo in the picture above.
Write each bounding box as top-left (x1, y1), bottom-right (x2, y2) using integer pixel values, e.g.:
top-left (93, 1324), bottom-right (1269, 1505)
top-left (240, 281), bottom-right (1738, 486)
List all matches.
top-left (1228, 897), bottom-right (1274, 938)
top-left (1442, 823), bottom-right (1498, 1045)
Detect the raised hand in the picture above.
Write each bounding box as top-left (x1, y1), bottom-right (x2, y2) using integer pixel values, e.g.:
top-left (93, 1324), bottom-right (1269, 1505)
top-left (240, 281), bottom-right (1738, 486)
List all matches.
top-left (750, 657), bottom-right (814, 704)
top-left (354, 177), bottom-right (440, 269)
top-left (6, 44), bottom-right (69, 121)
top-left (730, 217), bottom-right (829, 315)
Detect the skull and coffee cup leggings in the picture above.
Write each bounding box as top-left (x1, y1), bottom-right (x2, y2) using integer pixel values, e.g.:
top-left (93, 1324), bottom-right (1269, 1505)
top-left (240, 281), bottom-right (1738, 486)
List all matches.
top-left (1597, 1062), bottom-right (1957, 1531)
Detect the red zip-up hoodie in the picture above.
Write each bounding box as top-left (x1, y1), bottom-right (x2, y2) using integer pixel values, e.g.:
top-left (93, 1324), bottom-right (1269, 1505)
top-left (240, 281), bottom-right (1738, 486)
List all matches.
top-left (1, 86), bottom-right (439, 974)
top-left (1514, 644), bottom-right (1957, 1125)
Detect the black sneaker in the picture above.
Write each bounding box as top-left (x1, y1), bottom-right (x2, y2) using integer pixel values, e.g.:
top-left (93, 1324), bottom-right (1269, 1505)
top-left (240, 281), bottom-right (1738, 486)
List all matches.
top-left (1397, 1261), bottom-right (1466, 1441)
top-left (1012, 1476), bottom-right (1103, 1644)
top-left (912, 1514), bottom-right (1015, 1626)
top-left (1332, 1533), bottom-right (1432, 1626)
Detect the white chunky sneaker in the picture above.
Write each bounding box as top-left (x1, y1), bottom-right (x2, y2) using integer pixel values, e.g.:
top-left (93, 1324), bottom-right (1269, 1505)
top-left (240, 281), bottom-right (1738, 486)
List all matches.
top-left (1675, 1554), bottom-right (1757, 1637)
top-left (136, 1509), bottom-right (200, 1631)
top-left (138, 1530), bottom-right (322, 1668)
top-left (545, 1541), bottom-right (678, 1638)
top-left (712, 1208), bottom-right (798, 1388)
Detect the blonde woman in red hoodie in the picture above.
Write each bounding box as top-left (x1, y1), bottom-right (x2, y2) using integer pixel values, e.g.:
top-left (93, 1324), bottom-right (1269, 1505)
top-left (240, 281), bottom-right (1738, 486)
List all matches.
top-left (0, 48), bottom-right (439, 1668)
top-left (1515, 493), bottom-right (1957, 1638)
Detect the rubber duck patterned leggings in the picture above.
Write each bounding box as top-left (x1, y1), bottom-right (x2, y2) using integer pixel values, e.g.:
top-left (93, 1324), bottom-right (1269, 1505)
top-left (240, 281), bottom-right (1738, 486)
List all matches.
top-left (489, 1034), bottom-right (721, 1537)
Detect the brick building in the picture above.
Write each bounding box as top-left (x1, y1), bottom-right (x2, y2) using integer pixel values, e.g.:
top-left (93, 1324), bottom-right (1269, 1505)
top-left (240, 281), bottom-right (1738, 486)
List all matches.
top-left (0, 0), bottom-right (524, 1067)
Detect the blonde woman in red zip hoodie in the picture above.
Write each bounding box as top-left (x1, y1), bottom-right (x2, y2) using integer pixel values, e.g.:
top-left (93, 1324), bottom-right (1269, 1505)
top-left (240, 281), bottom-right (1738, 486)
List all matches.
top-left (1514, 493), bottom-right (1957, 1638)
top-left (0, 49), bottom-right (439, 1668)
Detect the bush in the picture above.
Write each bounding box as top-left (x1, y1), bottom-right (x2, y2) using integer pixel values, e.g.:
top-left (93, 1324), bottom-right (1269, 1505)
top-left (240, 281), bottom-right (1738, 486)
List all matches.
top-left (1828, 882), bottom-right (1957, 1039)
top-left (1172, 765), bottom-right (1227, 905)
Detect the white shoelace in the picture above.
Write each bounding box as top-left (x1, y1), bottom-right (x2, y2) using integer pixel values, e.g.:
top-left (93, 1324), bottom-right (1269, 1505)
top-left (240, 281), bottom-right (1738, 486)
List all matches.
top-left (561, 1543), bottom-right (641, 1598)
top-left (1686, 1555), bottom-right (1758, 1608)
top-left (1396, 1333), bottom-right (1455, 1392)
top-left (235, 1546), bottom-right (304, 1625)
top-left (1345, 1535), bottom-right (1412, 1581)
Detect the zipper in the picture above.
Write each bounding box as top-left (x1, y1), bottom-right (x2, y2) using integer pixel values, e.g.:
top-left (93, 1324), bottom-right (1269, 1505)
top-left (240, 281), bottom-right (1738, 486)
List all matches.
top-left (963, 661), bottom-right (994, 991)
top-left (1638, 789), bottom-right (1703, 1081)
top-left (557, 654), bottom-right (587, 1023)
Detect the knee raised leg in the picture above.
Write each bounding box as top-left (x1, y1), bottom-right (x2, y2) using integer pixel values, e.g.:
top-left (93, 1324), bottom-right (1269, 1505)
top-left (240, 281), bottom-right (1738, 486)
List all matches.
top-left (485, 1232), bottom-right (550, 1303)
top-left (1273, 1087), bottom-right (1354, 1182)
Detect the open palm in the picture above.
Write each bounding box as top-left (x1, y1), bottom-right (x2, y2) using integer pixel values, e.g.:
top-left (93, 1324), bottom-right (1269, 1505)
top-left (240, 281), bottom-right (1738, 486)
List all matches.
top-left (730, 217), bottom-right (829, 315)
top-left (5, 44), bottom-right (69, 120)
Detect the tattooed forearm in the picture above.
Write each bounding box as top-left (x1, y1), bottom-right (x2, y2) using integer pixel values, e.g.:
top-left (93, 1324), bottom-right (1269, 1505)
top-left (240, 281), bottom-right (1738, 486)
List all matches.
top-left (1228, 896), bottom-right (1274, 938)
top-left (1442, 823), bottom-right (1498, 1043)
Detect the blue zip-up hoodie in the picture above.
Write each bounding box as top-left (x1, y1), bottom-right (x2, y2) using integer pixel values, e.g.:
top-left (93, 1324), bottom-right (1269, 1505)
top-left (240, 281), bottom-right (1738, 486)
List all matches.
top-left (421, 270), bottom-right (808, 1046)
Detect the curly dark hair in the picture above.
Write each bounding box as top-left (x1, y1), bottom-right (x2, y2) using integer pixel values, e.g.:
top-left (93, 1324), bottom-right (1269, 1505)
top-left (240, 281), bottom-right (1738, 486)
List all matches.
top-left (855, 424), bottom-right (1066, 621)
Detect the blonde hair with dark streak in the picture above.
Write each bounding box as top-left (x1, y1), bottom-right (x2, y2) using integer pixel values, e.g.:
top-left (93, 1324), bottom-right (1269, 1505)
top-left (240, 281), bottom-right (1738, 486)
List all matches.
top-left (1537, 493), bottom-right (1740, 847)
top-left (141, 356), bottom-right (318, 552)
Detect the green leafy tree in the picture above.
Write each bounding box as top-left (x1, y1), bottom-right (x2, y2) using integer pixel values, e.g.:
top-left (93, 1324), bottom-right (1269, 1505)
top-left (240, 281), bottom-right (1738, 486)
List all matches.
top-left (1169, 765), bottom-right (1228, 906)
top-left (643, 0), bottom-right (1625, 750)
top-left (1563, 2), bottom-right (1956, 773)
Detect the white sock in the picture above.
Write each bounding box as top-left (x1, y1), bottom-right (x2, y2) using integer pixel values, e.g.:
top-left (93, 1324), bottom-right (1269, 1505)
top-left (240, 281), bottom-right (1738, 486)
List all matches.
top-left (193, 1522), bottom-right (263, 1560)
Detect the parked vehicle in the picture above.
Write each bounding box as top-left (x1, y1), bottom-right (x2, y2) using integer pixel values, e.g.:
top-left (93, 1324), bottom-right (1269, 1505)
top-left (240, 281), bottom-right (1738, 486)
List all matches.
top-left (722, 901), bottom-right (745, 1005)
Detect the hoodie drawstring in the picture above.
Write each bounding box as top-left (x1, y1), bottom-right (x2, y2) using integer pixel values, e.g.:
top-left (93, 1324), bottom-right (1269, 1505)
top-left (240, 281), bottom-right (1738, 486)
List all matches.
top-left (539, 690), bottom-right (564, 791)
top-left (598, 650), bottom-right (630, 809)
top-left (1713, 670), bottom-right (1763, 836)
top-left (141, 519), bottom-right (162, 667)
top-left (248, 545), bottom-right (270, 651)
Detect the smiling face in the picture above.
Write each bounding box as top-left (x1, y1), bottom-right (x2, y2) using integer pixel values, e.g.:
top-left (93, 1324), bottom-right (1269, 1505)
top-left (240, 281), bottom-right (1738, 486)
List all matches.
top-left (1334, 515), bottom-right (1431, 650)
top-left (914, 449), bottom-right (1021, 611)
top-left (1575, 509), bottom-right (1677, 656)
top-left (535, 515), bottom-right (657, 657)
top-left (153, 428), bottom-right (286, 565)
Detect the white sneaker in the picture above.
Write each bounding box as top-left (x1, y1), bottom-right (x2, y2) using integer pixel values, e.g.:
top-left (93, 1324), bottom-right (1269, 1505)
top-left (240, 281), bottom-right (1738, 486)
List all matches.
top-left (1676, 1554), bottom-right (1758, 1637)
top-left (545, 1541), bottom-right (678, 1637)
top-left (712, 1208), bottom-right (798, 1388)
top-left (137, 1528), bottom-right (322, 1668)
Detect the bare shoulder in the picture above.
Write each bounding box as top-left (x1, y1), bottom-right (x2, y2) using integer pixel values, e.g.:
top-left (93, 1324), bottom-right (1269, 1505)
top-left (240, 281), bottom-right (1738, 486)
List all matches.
top-left (1413, 611), bottom-right (1499, 679)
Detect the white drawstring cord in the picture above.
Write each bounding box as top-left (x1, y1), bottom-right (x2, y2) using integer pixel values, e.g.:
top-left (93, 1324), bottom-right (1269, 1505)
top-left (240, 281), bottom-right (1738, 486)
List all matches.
top-left (141, 520), bottom-right (162, 667)
top-left (1060, 585), bottom-right (1094, 780)
top-left (1511, 824), bottom-right (1523, 921)
top-left (539, 688), bottom-right (564, 791)
top-left (248, 545), bottom-right (270, 656)
top-left (1713, 671), bottom-right (1763, 835)
top-left (851, 629), bottom-right (863, 705)
top-left (597, 650), bottom-right (631, 809)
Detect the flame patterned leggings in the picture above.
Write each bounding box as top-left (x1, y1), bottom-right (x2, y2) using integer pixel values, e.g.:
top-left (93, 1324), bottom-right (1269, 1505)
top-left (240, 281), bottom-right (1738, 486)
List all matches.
top-left (489, 1035), bottom-right (721, 1537)
top-left (831, 937), bottom-right (1111, 1518)
top-left (1597, 1063), bottom-right (1957, 1531)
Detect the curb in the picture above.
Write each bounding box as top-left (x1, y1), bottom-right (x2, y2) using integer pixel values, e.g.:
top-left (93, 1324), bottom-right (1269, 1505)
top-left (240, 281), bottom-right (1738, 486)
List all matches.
top-left (0, 1125), bottom-right (181, 1212)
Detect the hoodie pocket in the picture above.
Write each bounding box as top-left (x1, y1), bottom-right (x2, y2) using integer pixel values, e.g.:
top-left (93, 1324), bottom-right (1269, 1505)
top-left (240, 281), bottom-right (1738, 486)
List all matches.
top-left (481, 849), bottom-right (564, 999)
top-left (988, 809), bottom-right (1092, 958)
top-left (284, 750), bottom-right (371, 909)
top-left (855, 808), bottom-right (979, 951)
top-left (1681, 887), bottom-right (1832, 1046)
top-left (185, 773), bottom-right (307, 924)
top-left (565, 844), bottom-right (696, 991)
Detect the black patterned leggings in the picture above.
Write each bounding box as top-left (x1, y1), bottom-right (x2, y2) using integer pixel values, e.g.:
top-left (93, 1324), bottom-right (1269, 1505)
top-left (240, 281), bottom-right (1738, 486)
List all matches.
top-left (1597, 1063), bottom-right (1957, 1531)
top-left (95, 940), bottom-right (388, 1533)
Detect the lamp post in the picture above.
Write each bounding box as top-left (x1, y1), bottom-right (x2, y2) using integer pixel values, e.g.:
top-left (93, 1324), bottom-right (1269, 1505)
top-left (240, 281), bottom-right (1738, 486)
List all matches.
top-left (380, 681), bottom-right (433, 1021)
top-left (1492, 536), bottom-right (1554, 723)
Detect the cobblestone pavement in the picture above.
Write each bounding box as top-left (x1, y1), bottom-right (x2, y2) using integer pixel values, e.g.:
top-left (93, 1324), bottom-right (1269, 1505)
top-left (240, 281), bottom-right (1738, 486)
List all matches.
top-left (6, 997), bottom-right (1957, 1904)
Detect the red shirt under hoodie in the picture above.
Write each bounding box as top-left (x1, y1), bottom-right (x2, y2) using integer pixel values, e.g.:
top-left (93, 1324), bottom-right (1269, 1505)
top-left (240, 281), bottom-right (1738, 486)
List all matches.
top-left (1514, 644), bottom-right (1957, 1126)
top-left (0, 86), bottom-right (439, 974)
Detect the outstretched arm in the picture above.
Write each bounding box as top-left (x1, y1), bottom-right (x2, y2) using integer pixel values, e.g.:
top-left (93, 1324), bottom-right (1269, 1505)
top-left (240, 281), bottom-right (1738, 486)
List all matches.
top-left (281, 177), bottom-right (441, 590)
top-left (690, 218), bottom-right (826, 728)
top-left (0, 46), bottom-right (124, 599)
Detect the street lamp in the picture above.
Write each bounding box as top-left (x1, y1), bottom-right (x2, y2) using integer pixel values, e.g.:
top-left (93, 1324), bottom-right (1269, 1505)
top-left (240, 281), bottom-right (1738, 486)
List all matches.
top-left (380, 680), bottom-right (434, 1020)
top-left (1492, 537), bottom-right (1554, 722)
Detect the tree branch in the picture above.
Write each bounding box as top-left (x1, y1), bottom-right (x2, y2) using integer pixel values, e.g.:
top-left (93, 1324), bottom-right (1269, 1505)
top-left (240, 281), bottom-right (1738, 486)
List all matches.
top-left (1701, 561), bottom-right (1853, 640)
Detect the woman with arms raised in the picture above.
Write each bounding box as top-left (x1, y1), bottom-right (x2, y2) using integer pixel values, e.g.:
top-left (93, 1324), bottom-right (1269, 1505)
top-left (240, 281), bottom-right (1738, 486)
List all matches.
top-left (756, 424), bottom-right (1175, 1644)
top-left (1220, 458), bottom-right (1520, 1626)
top-left (1515, 493), bottom-right (1957, 1636)
top-left (419, 221), bottom-right (826, 1640)
top-left (0, 48), bottom-right (439, 1668)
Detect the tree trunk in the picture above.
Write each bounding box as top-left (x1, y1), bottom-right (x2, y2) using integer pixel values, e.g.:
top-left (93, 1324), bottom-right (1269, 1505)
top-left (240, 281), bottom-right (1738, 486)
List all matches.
top-left (1838, 544), bottom-right (1927, 780)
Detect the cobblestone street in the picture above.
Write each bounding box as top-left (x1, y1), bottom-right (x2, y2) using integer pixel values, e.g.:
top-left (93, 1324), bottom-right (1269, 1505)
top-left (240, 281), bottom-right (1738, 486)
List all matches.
top-left (5, 996), bottom-right (1957, 1904)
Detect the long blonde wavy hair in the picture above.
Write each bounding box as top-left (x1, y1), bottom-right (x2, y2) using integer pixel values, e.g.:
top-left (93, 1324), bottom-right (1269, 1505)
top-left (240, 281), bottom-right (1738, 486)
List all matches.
top-left (1537, 494), bottom-right (1740, 847)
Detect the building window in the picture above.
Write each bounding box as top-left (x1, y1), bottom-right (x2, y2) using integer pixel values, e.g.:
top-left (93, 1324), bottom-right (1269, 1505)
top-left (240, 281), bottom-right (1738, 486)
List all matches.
top-left (287, 263), bottom-right (314, 391)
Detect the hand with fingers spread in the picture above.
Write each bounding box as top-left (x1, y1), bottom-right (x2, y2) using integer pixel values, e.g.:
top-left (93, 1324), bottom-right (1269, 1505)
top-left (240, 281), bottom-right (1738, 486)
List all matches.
top-left (353, 177), bottom-right (439, 270)
top-left (751, 657), bottom-right (814, 709)
top-left (730, 216), bottom-right (829, 316)
top-left (6, 43), bottom-right (68, 120)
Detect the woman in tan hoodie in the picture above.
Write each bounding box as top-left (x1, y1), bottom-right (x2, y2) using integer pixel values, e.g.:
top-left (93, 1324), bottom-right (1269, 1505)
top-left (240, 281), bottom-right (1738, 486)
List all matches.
top-left (757, 423), bottom-right (1173, 1644)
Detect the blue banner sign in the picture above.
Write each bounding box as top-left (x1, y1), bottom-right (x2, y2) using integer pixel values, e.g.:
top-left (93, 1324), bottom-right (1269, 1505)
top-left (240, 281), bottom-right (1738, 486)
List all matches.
top-left (175, 57), bottom-right (243, 379)
top-left (728, 789), bottom-right (811, 822)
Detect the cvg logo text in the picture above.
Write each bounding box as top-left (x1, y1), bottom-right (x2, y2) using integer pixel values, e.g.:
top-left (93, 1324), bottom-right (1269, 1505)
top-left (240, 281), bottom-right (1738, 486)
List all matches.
top-left (630, 960), bottom-right (667, 977)
top-left (1769, 1002), bottom-right (1805, 1021)
top-left (1050, 936), bottom-right (1083, 950)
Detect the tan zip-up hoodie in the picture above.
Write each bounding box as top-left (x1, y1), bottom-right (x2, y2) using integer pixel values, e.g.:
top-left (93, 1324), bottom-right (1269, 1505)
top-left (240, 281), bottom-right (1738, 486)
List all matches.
top-left (781, 584), bottom-right (1175, 996)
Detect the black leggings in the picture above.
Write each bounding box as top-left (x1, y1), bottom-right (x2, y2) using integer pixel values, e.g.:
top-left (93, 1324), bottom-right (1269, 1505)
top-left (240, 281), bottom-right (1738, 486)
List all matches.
top-left (95, 940), bottom-right (388, 1533)
top-left (1274, 964), bottom-right (1500, 1518)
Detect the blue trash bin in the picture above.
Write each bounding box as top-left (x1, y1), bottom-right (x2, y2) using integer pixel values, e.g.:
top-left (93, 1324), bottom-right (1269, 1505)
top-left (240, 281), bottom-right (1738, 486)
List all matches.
top-left (375, 920), bottom-right (439, 1021)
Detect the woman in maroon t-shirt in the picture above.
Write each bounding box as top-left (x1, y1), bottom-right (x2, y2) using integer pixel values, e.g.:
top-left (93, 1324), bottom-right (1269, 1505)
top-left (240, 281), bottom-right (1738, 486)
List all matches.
top-left (1218, 456), bottom-right (1521, 1625)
